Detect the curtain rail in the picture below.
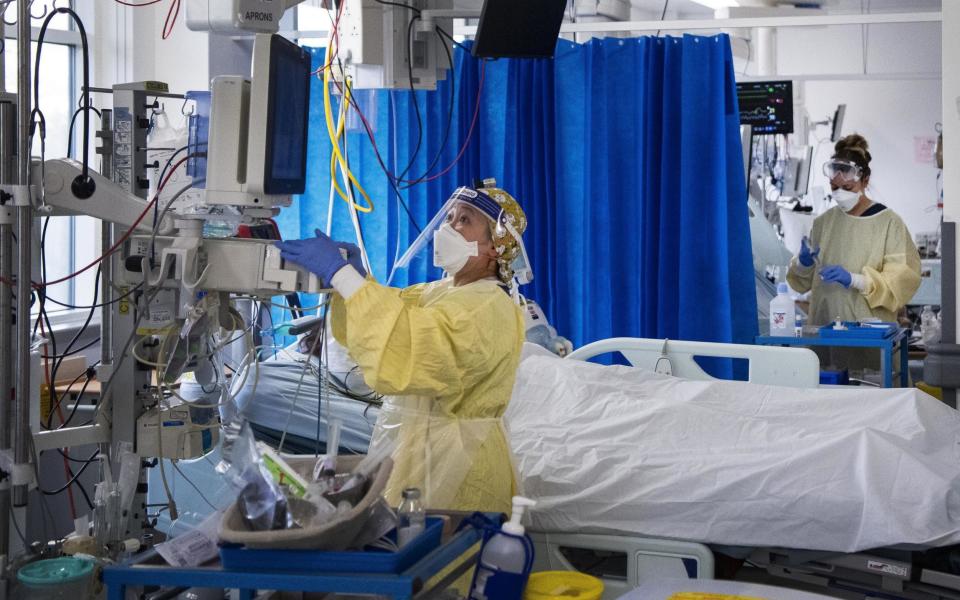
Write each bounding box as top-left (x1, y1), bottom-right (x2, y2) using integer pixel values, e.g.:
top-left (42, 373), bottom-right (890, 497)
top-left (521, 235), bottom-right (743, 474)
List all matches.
top-left (455, 11), bottom-right (941, 36)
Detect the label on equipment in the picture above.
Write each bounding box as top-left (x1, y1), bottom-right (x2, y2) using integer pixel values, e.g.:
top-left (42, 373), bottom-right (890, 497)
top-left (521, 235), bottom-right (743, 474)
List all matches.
top-left (138, 290), bottom-right (177, 335)
top-left (155, 510), bottom-right (222, 568)
top-left (867, 560), bottom-right (908, 578)
top-left (772, 311), bottom-right (786, 328)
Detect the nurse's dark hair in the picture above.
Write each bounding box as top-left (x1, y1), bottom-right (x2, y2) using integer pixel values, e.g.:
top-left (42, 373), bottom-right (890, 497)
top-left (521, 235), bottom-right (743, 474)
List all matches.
top-left (833, 134), bottom-right (872, 180)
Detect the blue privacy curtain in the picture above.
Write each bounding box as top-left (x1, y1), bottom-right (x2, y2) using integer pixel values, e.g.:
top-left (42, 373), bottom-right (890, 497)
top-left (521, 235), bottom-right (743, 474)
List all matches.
top-left (280, 34), bottom-right (756, 358)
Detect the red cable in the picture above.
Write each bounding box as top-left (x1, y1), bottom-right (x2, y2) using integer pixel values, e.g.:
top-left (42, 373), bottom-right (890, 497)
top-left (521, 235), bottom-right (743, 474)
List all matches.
top-left (312, 0), bottom-right (346, 75)
top-left (161, 0), bottom-right (180, 40)
top-left (112, 0), bottom-right (179, 39)
top-left (113, 0), bottom-right (166, 6)
top-left (0, 155), bottom-right (188, 291)
top-left (38, 318), bottom-right (77, 520)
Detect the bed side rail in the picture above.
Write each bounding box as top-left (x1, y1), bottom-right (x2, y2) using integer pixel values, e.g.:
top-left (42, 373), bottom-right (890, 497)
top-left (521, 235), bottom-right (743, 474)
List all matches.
top-left (566, 337), bottom-right (820, 388)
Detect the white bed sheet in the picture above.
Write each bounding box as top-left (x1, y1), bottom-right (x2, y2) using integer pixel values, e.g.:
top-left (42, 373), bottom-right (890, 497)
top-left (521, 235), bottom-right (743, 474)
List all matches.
top-left (504, 352), bottom-right (960, 553)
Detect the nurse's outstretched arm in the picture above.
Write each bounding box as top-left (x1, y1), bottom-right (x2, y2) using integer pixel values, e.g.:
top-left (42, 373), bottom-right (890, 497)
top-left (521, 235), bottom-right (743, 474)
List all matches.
top-left (328, 268), bottom-right (508, 397)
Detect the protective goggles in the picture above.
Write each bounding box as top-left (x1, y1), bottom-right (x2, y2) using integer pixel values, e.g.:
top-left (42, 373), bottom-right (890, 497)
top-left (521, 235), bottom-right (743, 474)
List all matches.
top-left (822, 159), bottom-right (862, 183)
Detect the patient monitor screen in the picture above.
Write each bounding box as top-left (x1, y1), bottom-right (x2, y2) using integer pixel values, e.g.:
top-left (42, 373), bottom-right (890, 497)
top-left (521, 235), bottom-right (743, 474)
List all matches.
top-left (736, 80), bottom-right (794, 135)
top-left (265, 35), bottom-right (311, 195)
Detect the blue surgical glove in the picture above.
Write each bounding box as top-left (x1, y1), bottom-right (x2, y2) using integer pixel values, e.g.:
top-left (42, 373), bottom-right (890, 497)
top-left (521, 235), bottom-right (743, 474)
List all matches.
top-left (275, 230), bottom-right (348, 286)
top-left (337, 242), bottom-right (368, 278)
top-left (820, 264), bottom-right (852, 288)
top-left (799, 236), bottom-right (820, 267)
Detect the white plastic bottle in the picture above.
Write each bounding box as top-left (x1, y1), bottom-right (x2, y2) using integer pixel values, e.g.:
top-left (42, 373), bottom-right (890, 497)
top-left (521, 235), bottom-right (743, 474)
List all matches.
top-left (397, 488), bottom-right (425, 548)
top-left (469, 496), bottom-right (537, 600)
top-left (769, 282), bottom-right (796, 336)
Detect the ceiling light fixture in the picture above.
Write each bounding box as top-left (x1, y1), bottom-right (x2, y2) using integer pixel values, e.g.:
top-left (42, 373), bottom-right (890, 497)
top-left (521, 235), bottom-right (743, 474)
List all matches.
top-left (688, 0), bottom-right (741, 9)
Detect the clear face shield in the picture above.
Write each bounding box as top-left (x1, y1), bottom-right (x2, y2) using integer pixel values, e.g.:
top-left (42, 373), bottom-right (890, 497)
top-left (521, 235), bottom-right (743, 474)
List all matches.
top-left (822, 159), bottom-right (862, 185)
top-left (390, 187), bottom-right (532, 287)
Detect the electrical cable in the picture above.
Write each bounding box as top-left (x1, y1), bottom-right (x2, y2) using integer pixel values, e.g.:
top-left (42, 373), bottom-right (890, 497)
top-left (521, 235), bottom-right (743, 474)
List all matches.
top-left (332, 74), bottom-right (422, 233)
top-left (47, 266), bottom-right (102, 422)
top-left (396, 14), bottom-right (424, 182)
top-left (91, 164), bottom-right (191, 424)
top-left (277, 322), bottom-right (325, 453)
top-left (312, 0), bottom-right (346, 75)
top-left (1, 155), bottom-right (189, 290)
top-left (337, 30), bottom-right (485, 188)
top-left (161, 0), bottom-right (181, 39)
top-left (49, 363), bottom-right (97, 430)
top-left (56, 448), bottom-right (94, 510)
top-left (43, 283), bottom-right (142, 310)
top-left (37, 316), bottom-right (77, 519)
top-left (34, 7), bottom-right (93, 185)
top-left (741, 37), bottom-right (751, 77)
top-left (112, 0), bottom-right (183, 39)
top-left (436, 26), bottom-right (470, 54)
top-left (333, 83), bottom-right (374, 273)
top-left (400, 27), bottom-right (456, 190)
top-left (656, 0), bottom-right (669, 37)
top-left (395, 58), bottom-right (486, 184)
top-left (38, 449), bottom-right (99, 496)
top-left (67, 102), bottom-right (101, 160)
top-left (9, 509), bottom-right (26, 546)
top-left (151, 145), bottom-right (190, 259)
top-left (373, 0), bottom-right (421, 13)
top-left (59, 374), bottom-right (94, 429)
top-left (170, 461), bottom-right (218, 511)
top-left (320, 6), bottom-right (424, 233)
top-left (40, 336), bottom-right (100, 358)
top-left (861, 0), bottom-right (869, 76)
top-left (322, 40), bottom-right (375, 214)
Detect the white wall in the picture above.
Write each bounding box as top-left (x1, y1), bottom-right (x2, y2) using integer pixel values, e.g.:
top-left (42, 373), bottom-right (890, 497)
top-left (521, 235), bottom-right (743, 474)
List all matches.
top-left (802, 79), bottom-right (942, 238)
top-left (759, 20), bottom-right (943, 240)
top-left (943, 4), bottom-right (960, 225)
top-left (776, 22), bottom-right (941, 78)
top-left (92, 3), bottom-right (211, 97)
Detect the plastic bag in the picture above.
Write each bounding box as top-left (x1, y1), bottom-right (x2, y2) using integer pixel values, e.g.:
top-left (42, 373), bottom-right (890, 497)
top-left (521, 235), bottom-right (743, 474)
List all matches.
top-left (217, 421), bottom-right (291, 531)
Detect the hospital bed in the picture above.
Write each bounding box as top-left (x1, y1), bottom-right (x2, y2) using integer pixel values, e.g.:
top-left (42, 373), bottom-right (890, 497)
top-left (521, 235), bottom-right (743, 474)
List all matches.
top-left (517, 337), bottom-right (960, 600)
top-left (157, 336), bottom-right (960, 599)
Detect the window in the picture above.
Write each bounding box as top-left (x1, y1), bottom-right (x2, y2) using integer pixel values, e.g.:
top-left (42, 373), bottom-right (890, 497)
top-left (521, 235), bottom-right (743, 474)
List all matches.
top-left (295, 1), bottom-right (332, 46)
top-left (4, 0), bottom-right (97, 322)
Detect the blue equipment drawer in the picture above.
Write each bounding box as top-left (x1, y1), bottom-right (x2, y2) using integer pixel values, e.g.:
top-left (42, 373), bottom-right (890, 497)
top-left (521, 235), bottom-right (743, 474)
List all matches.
top-left (219, 517), bottom-right (444, 574)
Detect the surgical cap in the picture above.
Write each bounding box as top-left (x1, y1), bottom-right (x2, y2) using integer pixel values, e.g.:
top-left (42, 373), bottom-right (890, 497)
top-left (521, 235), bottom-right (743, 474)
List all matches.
top-left (477, 186), bottom-right (527, 284)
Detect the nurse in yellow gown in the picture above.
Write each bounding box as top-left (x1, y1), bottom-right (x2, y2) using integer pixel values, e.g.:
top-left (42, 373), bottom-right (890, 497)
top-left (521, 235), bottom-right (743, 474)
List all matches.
top-left (787, 134), bottom-right (921, 325)
top-left (275, 183), bottom-right (529, 515)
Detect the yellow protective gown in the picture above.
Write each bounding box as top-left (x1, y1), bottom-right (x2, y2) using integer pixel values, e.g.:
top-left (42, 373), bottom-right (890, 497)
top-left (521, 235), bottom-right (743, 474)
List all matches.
top-left (787, 206), bottom-right (921, 325)
top-left (330, 276), bottom-right (525, 514)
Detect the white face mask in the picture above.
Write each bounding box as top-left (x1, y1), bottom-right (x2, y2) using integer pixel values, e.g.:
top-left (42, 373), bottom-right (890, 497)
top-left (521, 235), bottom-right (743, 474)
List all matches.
top-left (433, 223), bottom-right (478, 275)
top-left (832, 188), bottom-right (862, 212)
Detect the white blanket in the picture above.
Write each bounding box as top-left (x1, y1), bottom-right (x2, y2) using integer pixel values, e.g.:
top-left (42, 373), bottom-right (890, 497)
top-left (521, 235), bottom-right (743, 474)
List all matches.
top-left (504, 353), bottom-right (960, 552)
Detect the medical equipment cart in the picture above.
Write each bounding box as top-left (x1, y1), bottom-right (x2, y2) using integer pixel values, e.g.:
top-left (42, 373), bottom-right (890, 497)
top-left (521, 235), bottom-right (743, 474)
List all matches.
top-left (102, 513), bottom-right (494, 600)
top-left (755, 326), bottom-right (910, 388)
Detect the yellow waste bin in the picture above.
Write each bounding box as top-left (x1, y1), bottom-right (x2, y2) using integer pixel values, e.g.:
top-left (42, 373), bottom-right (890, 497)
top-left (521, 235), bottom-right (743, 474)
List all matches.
top-left (524, 571), bottom-right (604, 600)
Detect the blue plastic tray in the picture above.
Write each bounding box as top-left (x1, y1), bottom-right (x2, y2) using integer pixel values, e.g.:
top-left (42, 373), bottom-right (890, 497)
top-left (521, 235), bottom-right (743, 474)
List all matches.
top-left (219, 516), bottom-right (444, 574)
top-left (818, 322), bottom-right (897, 339)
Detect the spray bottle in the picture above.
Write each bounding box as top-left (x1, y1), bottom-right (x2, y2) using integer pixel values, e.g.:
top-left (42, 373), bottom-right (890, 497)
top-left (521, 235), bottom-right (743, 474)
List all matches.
top-left (468, 496), bottom-right (537, 600)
